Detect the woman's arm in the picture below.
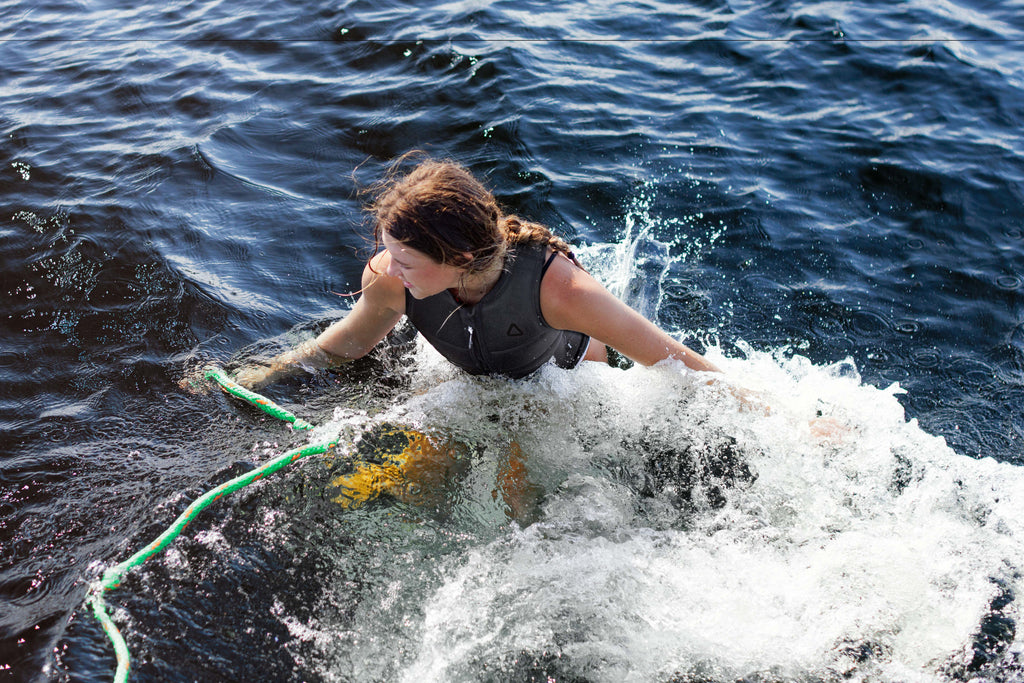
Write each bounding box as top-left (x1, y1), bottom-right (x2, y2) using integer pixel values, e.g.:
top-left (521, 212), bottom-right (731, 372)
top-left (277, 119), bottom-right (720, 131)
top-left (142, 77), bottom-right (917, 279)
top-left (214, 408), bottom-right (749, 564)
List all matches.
top-left (540, 253), bottom-right (721, 373)
top-left (315, 253), bottom-right (406, 359)
top-left (233, 253), bottom-right (406, 389)
top-left (542, 253), bottom-right (857, 444)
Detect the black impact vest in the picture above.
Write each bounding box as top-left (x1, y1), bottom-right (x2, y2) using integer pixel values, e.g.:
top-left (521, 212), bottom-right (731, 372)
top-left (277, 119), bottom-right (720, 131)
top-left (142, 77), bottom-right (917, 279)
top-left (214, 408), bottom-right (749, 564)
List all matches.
top-left (403, 243), bottom-right (590, 379)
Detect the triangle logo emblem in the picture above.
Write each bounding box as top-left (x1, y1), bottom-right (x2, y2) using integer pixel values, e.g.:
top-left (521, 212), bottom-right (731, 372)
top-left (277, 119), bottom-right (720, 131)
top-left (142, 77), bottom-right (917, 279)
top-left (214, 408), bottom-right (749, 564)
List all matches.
top-left (506, 323), bottom-right (524, 337)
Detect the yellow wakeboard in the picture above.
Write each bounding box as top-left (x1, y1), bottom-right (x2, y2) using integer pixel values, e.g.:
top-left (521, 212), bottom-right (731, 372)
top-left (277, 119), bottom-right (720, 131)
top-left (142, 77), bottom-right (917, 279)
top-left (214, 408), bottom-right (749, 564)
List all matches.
top-left (326, 423), bottom-right (470, 509)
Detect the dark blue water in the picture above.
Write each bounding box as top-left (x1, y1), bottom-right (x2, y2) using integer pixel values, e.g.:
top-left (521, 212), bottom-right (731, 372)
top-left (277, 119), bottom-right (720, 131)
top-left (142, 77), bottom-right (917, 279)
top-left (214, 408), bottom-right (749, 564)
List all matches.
top-left (3, 0), bottom-right (1024, 681)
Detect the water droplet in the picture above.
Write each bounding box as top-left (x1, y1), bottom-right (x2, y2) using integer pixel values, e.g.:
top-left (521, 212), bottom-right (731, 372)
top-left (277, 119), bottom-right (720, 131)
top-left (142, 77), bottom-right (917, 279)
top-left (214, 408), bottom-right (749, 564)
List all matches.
top-left (866, 349), bottom-right (890, 364)
top-left (881, 366), bottom-right (910, 381)
top-left (912, 349), bottom-right (940, 367)
top-left (895, 320), bottom-right (921, 334)
top-left (849, 309), bottom-right (889, 338)
top-left (995, 275), bottom-right (1021, 290)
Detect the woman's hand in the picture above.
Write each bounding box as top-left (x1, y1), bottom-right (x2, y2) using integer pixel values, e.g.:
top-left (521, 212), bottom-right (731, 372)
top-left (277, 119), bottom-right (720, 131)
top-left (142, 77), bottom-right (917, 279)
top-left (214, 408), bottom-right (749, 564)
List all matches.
top-left (229, 339), bottom-right (343, 390)
top-left (231, 361), bottom-right (278, 390)
top-left (809, 415), bottom-right (850, 443)
top-left (177, 338), bottom-right (337, 394)
top-left (178, 362), bottom-right (219, 394)
top-left (715, 378), bottom-right (852, 445)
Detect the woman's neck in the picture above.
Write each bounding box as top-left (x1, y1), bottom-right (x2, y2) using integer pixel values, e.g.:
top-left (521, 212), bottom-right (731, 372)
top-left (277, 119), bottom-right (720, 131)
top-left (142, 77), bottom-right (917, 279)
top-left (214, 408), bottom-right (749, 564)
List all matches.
top-left (452, 256), bottom-right (504, 305)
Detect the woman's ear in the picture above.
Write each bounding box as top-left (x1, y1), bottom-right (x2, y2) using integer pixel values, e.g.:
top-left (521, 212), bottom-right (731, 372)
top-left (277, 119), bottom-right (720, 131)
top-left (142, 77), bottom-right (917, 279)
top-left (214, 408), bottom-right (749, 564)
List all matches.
top-left (456, 251), bottom-right (474, 267)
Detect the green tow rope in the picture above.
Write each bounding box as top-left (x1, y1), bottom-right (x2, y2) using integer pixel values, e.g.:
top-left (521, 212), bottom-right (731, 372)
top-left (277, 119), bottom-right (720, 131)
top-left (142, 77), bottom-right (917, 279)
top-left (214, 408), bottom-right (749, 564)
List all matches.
top-left (87, 368), bottom-right (332, 683)
top-left (203, 368), bottom-right (315, 430)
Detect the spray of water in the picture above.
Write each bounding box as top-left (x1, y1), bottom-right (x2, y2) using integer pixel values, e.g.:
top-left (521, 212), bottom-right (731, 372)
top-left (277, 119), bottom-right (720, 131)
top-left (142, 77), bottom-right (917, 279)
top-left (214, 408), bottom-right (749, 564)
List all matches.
top-left (272, 188), bottom-right (1022, 683)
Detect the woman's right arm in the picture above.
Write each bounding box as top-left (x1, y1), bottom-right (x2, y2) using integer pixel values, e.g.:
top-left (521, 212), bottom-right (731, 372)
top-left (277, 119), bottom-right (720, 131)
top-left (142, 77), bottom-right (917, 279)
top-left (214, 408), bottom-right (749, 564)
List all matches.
top-left (233, 253), bottom-right (406, 389)
top-left (315, 254), bottom-right (406, 358)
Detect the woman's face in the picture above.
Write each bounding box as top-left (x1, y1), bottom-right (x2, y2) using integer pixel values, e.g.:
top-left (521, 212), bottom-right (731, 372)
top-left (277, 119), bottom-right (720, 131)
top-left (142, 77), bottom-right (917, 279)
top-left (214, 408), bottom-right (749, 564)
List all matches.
top-left (382, 231), bottom-right (464, 299)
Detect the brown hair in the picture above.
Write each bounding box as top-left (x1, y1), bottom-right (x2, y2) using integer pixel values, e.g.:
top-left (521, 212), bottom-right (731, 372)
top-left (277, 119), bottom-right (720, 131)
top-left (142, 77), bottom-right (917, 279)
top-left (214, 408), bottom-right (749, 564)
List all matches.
top-left (367, 156), bottom-right (580, 275)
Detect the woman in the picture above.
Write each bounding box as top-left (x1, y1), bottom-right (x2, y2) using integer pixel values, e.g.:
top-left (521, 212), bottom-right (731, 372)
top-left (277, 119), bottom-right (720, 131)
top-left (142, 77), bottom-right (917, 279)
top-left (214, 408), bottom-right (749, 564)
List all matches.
top-left (233, 157), bottom-right (720, 389)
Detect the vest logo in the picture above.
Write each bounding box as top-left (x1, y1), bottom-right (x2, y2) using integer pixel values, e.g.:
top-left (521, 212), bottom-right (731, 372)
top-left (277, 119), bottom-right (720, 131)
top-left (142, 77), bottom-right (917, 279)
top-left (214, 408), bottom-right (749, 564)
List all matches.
top-left (506, 323), bottom-right (524, 337)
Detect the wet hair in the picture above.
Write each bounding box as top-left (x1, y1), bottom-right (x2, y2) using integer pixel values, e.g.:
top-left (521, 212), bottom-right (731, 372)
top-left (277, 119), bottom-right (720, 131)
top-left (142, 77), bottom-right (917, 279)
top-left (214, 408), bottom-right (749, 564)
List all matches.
top-left (367, 155), bottom-right (580, 276)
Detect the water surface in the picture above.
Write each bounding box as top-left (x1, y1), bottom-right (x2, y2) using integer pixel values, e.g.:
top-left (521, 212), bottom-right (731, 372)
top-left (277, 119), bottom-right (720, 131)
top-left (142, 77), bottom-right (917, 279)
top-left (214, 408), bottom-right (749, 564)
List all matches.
top-left (1, 0), bottom-right (1023, 681)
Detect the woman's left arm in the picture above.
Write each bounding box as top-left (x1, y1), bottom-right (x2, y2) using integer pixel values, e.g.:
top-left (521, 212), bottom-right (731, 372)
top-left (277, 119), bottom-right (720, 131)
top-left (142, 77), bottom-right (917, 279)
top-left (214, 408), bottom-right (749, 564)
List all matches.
top-left (540, 254), bottom-right (721, 373)
top-left (541, 254), bottom-right (855, 441)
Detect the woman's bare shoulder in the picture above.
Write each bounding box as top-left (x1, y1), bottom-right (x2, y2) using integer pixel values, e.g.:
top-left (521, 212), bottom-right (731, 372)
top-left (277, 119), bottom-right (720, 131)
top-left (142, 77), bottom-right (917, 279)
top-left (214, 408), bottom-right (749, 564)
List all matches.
top-left (539, 252), bottom-right (615, 325)
top-left (360, 251), bottom-right (406, 314)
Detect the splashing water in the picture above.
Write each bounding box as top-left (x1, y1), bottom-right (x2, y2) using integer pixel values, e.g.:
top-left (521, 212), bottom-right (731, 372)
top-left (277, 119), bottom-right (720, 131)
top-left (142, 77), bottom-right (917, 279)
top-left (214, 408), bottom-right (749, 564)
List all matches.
top-left (349, 351), bottom-right (1019, 683)
top-left (261, 201), bottom-right (1024, 683)
top-left (577, 179), bottom-right (727, 322)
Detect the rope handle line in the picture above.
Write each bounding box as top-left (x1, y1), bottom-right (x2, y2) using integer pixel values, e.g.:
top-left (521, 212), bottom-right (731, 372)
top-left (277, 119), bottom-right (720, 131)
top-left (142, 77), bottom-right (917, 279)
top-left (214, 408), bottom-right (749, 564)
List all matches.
top-left (88, 370), bottom-right (327, 683)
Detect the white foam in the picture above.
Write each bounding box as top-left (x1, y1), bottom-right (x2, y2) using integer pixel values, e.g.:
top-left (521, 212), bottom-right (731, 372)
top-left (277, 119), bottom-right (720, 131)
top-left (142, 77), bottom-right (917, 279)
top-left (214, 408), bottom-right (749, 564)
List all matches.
top-left (301, 202), bottom-right (1023, 681)
top-left (388, 353), bottom-right (1024, 681)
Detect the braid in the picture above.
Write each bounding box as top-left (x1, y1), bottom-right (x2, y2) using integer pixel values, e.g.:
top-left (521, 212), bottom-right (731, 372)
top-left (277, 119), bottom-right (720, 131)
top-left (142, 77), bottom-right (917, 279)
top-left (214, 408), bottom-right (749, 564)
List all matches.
top-left (501, 215), bottom-right (583, 268)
